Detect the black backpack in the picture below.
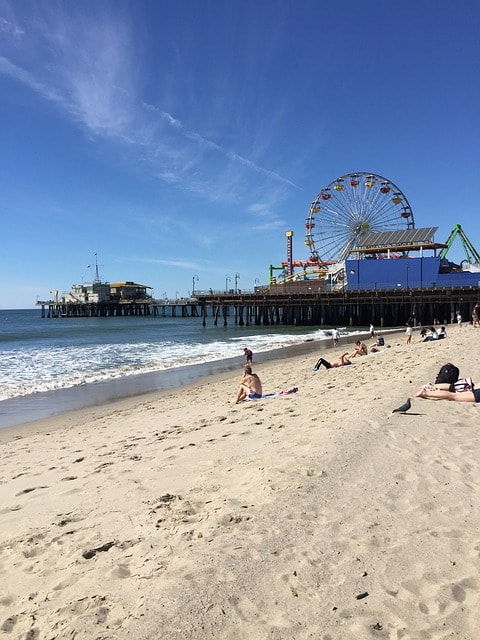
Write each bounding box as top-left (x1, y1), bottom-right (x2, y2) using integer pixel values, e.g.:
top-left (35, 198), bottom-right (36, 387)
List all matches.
top-left (435, 363), bottom-right (460, 386)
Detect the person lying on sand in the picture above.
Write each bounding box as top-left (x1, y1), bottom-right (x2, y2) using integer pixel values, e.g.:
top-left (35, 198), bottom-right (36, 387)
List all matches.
top-left (413, 380), bottom-right (480, 403)
top-left (235, 366), bottom-right (263, 403)
top-left (313, 353), bottom-right (352, 370)
top-left (369, 335), bottom-right (385, 353)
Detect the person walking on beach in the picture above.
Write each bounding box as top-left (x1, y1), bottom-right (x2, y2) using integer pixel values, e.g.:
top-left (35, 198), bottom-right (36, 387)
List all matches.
top-left (235, 366), bottom-right (262, 403)
top-left (243, 347), bottom-right (253, 366)
top-left (331, 328), bottom-right (340, 347)
top-left (405, 317), bottom-right (414, 344)
top-left (405, 325), bottom-right (413, 344)
top-left (473, 305), bottom-right (480, 328)
top-left (369, 323), bottom-right (375, 338)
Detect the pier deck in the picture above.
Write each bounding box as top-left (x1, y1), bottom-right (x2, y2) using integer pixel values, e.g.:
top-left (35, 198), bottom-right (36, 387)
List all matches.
top-left (195, 285), bottom-right (479, 327)
top-left (37, 284), bottom-right (479, 327)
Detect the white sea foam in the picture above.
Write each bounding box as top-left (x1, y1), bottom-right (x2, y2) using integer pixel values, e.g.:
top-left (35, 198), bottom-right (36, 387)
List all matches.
top-left (0, 331), bottom-right (303, 400)
top-left (0, 323), bottom-right (364, 401)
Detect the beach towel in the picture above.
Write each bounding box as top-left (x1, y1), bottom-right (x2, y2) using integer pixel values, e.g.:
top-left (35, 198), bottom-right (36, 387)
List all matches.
top-left (248, 386), bottom-right (298, 399)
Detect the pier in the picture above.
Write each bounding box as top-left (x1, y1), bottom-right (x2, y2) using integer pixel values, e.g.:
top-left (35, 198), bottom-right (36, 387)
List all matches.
top-left (195, 283), bottom-right (479, 328)
top-left (37, 282), bottom-right (479, 328)
top-left (37, 299), bottom-right (201, 319)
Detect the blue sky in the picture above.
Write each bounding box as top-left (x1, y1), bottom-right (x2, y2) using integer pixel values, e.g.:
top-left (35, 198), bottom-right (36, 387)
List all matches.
top-left (1, 0), bottom-right (479, 308)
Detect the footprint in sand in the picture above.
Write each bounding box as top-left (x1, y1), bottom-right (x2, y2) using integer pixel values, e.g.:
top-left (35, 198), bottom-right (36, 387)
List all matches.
top-left (15, 486), bottom-right (49, 496)
top-left (1, 616), bottom-right (18, 633)
top-left (0, 504), bottom-right (23, 513)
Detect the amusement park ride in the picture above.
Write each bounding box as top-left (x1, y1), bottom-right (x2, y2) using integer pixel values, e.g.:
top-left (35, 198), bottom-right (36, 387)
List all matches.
top-left (270, 171), bottom-right (479, 292)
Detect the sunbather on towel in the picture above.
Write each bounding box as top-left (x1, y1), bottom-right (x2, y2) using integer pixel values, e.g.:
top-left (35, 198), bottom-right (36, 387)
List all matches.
top-left (313, 353), bottom-right (352, 370)
top-left (235, 366), bottom-right (263, 403)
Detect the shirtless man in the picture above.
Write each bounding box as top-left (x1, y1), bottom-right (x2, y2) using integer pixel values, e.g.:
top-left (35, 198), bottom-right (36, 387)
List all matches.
top-left (235, 366), bottom-right (263, 403)
top-left (350, 340), bottom-right (368, 357)
top-left (313, 353), bottom-right (352, 370)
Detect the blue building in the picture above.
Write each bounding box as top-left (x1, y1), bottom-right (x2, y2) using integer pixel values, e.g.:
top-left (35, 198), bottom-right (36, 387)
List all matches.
top-left (345, 226), bottom-right (480, 291)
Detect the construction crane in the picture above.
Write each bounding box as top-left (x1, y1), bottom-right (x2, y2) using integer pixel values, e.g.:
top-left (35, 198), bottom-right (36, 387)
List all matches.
top-left (440, 224), bottom-right (480, 265)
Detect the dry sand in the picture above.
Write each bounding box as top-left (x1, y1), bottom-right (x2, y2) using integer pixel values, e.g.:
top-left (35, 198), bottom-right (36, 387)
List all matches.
top-left (1, 326), bottom-right (479, 639)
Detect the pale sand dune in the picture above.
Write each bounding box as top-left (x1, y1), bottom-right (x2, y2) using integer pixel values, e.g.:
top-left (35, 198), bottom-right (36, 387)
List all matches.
top-left (1, 327), bottom-right (479, 639)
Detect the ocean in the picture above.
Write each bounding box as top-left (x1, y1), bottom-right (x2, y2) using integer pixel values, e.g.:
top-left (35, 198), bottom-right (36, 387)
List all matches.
top-left (0, 309), bottom-right (366, 429)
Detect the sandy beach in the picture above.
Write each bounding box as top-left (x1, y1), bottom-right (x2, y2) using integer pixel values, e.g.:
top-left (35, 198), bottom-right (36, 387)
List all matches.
top-left (1, 326), bottom-right (479, 639)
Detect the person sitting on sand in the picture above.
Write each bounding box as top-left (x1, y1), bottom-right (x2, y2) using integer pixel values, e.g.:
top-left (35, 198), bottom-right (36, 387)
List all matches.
top-left (438, 326), bottom-right (447, 339)
top-left (369, 335), bottom-right (385, 352)
top-left (422, 326), bottom-right (439, 342)
top-left (235, 365), bottom-right (263, 403)
top-left (350, 340), bottom-right (368, 358)
top-left (413, 380), bottom-right (480, 403)
top-left (313, 353), bottom-right (352, 370)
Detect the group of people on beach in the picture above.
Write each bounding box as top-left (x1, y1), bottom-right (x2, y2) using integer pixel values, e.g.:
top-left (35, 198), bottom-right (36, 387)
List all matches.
top-left (236, 313), bottom-right (480, 407)
top-left (400, 318), bottom-right (480, 406)
top-left (313, 332), bottom-right (385, 370)
top-left (420, 326), bottom-right (447, 341)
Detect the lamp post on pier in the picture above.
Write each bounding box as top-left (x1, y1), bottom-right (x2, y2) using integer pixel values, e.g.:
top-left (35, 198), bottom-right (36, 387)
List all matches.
top-left (192, 275), bottom-right (199, 296)
top-left (234, 272), bottom-right (240, 294)
top-left (225, 275), bottom-right (231, 293)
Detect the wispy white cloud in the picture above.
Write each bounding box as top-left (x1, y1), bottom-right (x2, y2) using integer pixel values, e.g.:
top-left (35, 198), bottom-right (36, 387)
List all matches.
top-left (0, 2), bottom-right (297, 221)
top-left (0, 15), bottom-right (24, 38)
top-left (245, 201), bottom-right (287, 231)
top-left (1, 4), bottom-right (136, 137)
top-left (252, 219), bottom-right (287, 232)
top-left (141, 101), bottom-right (298, 189)
top-left (127, 256), bottom-right (201, 270)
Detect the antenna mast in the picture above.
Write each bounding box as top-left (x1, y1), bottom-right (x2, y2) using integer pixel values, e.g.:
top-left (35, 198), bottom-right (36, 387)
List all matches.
top-left (87, 253), bottom-right (102, 283)
top-left (94, 253), bottom-right (100, 283)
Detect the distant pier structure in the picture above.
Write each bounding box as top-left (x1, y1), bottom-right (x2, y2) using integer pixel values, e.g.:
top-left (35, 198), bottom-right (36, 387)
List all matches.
top-left (37, 280), bottom-right (201, 319)
top-left (37, 299), bottom-right (201, 319)
top-left (38, 282), bottom-right (479, 328)
top-left (195, 282), bottom-right (480, 328)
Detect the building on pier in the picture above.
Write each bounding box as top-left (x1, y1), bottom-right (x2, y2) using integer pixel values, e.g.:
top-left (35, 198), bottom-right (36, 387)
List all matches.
top-left (345, 226), bottom-right (480, 291)
top-left (37, 278), bottom-right (198, 318)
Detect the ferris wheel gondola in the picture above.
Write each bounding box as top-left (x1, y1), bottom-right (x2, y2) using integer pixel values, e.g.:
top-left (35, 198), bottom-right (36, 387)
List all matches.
top-left (305, 172), bottom-right (414, 263)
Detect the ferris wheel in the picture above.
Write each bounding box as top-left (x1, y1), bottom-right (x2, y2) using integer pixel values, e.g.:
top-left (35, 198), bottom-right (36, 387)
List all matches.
top-left (305, 172), bottom-right (414, 263)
